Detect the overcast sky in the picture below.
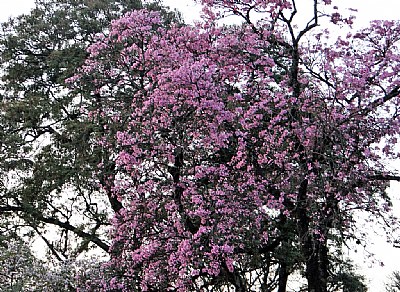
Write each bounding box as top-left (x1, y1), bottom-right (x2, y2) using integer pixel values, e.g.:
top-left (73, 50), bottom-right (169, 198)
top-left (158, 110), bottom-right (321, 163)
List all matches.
top-left (1, 0), bottom-right (400, 25)
top-left (162, 0), bottom-right (400, 27)
top-left (1, 0), bottom-right (400, 290)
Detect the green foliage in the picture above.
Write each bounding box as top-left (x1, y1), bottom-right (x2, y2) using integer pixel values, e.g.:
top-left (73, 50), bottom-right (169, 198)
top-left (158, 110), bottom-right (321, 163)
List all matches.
top-left (0, 0), bottom-right (181, 259)
top-left (0, 239), bottom-right (66, 291)
top-left (328, 259), bottom-right (368, 292)
top-left (0, 236), bottom-right (111, 291)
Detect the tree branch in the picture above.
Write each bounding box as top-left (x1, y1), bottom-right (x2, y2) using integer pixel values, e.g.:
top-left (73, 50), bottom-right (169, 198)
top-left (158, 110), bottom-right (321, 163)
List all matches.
top-left (0, 204), bottom-right (110, 252)
top-left (368, 174), bottom-right (400, 181)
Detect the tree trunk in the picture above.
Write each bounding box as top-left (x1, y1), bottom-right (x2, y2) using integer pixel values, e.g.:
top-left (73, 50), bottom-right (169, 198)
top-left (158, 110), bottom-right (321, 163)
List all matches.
top-left (304, 237), bottom-right (328, 292)
top-left (278, 261), bottom-right (289, 292)
top-left (296, 179), bottom-right (328, 292)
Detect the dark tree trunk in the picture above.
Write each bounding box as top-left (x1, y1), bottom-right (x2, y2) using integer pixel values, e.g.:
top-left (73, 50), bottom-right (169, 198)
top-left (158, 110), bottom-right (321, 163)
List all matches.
top-left (304, 236), bottom-right (328, 292)
top-left (278, 261), bottom-right (289, 292)
top-left (296, 179), bottom-right (328, 292)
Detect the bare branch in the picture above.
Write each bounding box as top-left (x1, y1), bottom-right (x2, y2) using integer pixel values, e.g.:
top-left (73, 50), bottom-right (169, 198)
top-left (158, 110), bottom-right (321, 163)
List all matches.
top-left (0, 204), bottom-right (110, 252)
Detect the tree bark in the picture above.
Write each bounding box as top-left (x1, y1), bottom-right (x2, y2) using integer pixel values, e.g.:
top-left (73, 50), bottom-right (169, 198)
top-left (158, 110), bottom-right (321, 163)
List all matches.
top-left (296, 179), bottom-right (328, 292)
top-left (278, 261), bottom-right (289, 292)
top-left (304, 237), bottom-right (328, 292)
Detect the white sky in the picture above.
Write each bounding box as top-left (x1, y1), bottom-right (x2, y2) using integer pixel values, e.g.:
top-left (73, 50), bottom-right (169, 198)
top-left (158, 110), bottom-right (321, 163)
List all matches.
top-left (1, 0), bottom-right (400, 290)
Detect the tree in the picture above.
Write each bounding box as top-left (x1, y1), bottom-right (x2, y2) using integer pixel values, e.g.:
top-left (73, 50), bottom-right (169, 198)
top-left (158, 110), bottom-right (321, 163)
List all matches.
top-left (0, 239), bottom-right (50, 291)
top-left (0, 238), bottom-right (81, 291)
top-left (386, 271), bottom-right (400, 292)
top-left (0, 1), bottom-right (183, 290)
top-left (0, 236), bottom-right (116, 291)
top-left (71, 0), bottom-right (400, 291)
top-left (327, 257), bottom-right (367, 292)
top-left (0, 0), bottom-right (181, 260)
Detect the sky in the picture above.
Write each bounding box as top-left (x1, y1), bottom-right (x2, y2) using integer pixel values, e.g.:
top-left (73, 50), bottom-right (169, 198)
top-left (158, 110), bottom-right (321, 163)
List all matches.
top-left (1, 0), bottom-right (400, 290)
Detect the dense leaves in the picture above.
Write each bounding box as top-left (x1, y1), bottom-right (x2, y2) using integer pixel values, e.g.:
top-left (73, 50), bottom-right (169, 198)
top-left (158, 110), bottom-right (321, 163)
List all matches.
top-left (0, 0), bottom-right (182, 258)
top-left (0, 239), bottom-right (104, 291)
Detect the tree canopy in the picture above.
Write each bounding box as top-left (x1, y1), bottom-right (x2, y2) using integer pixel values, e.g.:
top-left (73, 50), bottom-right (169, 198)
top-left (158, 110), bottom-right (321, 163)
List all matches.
top-left (1, 0), bottom-right (400, 291)
top-left (69, 0), bottom-right (400, 291)
top-left (0, 0), bottom-right (180, 289)
top-left (0, 0), bottom-right (181, 256)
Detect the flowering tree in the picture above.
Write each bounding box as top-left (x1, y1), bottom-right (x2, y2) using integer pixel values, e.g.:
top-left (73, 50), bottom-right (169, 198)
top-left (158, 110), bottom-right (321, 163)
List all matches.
top-left (71, 0), bottom-right (400, 291)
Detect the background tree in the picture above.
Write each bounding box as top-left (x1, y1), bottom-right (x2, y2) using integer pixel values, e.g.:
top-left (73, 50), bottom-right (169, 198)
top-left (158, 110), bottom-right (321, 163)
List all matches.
top-left (0, 0), bottom-right (181, 259)
top-left (386, 271), bottom-right (400, 292)
top-left (71, 0), bottom-right (400, 291)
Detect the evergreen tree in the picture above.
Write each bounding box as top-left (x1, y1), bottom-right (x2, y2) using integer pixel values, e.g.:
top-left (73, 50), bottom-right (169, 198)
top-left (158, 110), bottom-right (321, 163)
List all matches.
top-left (0, 0), bottom-right (180, 259)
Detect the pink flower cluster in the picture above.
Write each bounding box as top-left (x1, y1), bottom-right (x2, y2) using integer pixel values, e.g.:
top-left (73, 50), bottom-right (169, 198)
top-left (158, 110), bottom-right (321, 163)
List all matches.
top-left (71, 2), bottom-right (400, 290)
